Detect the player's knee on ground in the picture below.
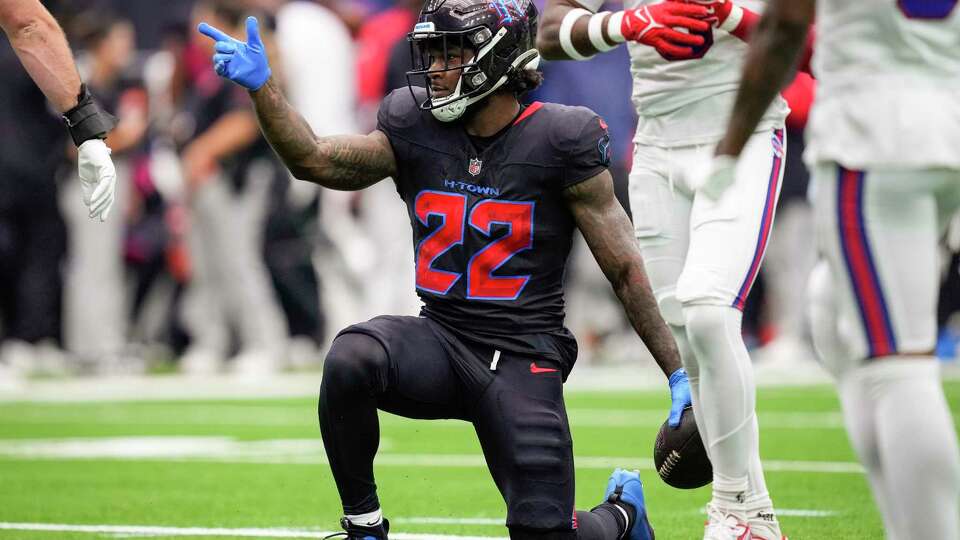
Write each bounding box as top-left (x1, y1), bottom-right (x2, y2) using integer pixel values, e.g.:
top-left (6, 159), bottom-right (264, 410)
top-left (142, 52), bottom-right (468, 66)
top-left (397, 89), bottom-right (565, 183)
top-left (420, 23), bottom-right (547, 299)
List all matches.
top-left (507, 526), bottom-right (577, 540)
top-left (321, 332), bottom-right (390, 396)
top-left (504, 410), bottom-right (572, 530)
top-left (485, 387), bottom-right (574, 532)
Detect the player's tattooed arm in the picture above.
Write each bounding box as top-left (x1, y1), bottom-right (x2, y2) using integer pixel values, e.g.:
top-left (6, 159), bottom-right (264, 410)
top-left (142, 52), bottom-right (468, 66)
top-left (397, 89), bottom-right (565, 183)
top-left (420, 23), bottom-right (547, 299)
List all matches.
top-left (564, 172), bottom-right (683, 378)
top-left (716, 0), bottom-right (814, 157)
top-left (249, 78), bottom-right (397, 190)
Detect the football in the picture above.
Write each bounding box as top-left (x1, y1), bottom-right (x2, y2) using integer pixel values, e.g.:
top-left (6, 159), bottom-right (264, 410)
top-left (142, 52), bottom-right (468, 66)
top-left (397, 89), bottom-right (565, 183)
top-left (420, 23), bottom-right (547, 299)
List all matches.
top-left (653, 406), bottom-right (713, 489)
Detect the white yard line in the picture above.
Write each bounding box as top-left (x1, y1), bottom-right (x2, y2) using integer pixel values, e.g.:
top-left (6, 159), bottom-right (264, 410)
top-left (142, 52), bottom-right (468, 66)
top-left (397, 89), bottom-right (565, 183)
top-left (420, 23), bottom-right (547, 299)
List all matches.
top-left (0, 522), bottom-right (505, 540)
top-left (0, 406), bottom-right (848, 430)
top-left (0, 436), bottom-right (866, 474)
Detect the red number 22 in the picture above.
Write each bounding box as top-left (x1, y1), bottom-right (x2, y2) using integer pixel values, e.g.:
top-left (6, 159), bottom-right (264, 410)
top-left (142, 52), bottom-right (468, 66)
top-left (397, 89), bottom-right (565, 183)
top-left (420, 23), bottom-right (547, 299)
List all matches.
top-left (415, 191), bottom-right (534, 300)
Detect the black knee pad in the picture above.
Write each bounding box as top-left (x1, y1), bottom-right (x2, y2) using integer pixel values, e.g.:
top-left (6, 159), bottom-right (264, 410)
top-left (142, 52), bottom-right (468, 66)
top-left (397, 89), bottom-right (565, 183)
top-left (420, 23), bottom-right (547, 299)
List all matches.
top-left (508, 526), bottom-right (577, 540)
top-left (322, 332), bottom-right (390, 393)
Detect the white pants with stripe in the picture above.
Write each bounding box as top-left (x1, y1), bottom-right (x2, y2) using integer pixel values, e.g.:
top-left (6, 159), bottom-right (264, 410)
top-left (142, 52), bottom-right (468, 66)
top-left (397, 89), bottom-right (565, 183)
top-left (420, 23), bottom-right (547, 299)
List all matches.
top-left (629, 128), bottom-right (786, 320)
top-left (809, 164), bottom-right (960, 540)
top-left (810, 165), bottom-right (960, 372)
top-left (630, 128), bottom-right (786, 518)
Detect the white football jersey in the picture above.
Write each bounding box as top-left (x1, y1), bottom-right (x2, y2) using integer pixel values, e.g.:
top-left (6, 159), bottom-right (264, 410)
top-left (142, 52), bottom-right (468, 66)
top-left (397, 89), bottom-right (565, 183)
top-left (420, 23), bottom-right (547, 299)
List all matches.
top-left (610, 0), bottom-right (789, 146)
top-left (805, 0), bottom-right (960, 169)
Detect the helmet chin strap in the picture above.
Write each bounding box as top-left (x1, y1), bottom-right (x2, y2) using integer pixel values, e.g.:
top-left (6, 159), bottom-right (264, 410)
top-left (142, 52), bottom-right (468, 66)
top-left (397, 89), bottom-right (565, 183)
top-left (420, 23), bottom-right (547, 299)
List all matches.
top-left (431, 48), bottom-right (542, 123)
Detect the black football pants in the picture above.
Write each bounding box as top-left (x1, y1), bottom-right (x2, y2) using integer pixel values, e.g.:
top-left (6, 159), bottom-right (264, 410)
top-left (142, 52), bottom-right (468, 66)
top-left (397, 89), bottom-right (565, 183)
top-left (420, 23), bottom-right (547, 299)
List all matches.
top-left (317, 316), bottom-right (624, 539)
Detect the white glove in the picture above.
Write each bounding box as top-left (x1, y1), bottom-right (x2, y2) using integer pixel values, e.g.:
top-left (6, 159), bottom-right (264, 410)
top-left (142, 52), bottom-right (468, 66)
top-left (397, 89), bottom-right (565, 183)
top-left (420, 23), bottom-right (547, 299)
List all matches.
top-left (77, 139), bottom-right (118, 222)
top-left (697, 154), bottom-right (738, 201)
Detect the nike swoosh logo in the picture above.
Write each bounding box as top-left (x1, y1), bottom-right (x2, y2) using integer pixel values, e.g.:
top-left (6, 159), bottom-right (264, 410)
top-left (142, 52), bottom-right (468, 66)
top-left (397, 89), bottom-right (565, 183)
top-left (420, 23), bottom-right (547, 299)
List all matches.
top-left (530, 362), bottom-right (559, 374)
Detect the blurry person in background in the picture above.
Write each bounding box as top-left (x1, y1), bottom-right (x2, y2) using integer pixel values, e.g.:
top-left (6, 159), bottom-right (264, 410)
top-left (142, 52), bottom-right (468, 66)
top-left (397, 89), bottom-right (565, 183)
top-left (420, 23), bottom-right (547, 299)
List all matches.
top-left (0, 0), bottom-right (118, 222)
top-left (273, 0), bottom-right (367, 351)
top-left (61, 11), bottom-right (149, 373)
top-left (0, 0), bottom-right (117, 381)
top-left (355, 0), bottom-right (422, 123)
top-left (176, 0), bottom-right (288, 375)
top-left (344, 0), bottom-right (424, 328)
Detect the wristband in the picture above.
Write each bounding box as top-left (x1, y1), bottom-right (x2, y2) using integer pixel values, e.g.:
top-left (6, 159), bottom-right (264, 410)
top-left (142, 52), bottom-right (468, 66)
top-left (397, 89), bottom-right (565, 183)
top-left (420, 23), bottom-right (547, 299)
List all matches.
top-left (62, 84), bottom-right (117, 147)
top-left (588, 12), bottom-right (617, 52)
top-left (720, 3), bottom-right (744, 33)
top-left (607, 11), bottom-right (626, 43)
top-left (668, 367), bottom-right (688, 386)
top-left (559, 8), bottom-right (594, 61)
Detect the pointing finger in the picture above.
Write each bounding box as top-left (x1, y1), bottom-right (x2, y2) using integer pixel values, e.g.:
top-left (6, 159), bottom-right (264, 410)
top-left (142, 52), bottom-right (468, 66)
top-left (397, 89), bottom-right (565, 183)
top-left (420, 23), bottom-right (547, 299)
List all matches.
top-left (198, 22), bottom-right (233, 43)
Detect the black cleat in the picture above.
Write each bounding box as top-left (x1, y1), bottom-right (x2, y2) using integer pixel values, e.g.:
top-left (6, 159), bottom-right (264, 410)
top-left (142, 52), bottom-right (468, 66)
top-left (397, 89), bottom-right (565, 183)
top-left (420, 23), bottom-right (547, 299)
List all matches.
top-left (324, 517), bottom-right (389, 540)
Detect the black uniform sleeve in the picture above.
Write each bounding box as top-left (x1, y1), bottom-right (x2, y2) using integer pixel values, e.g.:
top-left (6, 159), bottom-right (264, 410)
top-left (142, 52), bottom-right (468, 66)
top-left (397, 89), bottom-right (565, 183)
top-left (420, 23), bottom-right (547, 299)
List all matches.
top-left (554, 108), bottom-right (612, 189)
top-left (376, 88), bottom-right (424, 162)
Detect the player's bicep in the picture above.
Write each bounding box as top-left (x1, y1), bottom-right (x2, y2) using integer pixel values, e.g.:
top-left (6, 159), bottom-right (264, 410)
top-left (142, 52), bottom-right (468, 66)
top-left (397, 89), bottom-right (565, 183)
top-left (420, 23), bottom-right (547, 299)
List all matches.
top-left (563, 171), bottom-right (642, 285)
top-left (304, 129), bottom-right (398, 191)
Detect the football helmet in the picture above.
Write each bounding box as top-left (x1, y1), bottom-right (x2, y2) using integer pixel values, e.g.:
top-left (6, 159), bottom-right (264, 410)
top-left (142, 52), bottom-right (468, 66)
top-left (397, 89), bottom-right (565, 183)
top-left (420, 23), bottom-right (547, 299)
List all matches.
top-left (406, 0), bottom-right (541, 122)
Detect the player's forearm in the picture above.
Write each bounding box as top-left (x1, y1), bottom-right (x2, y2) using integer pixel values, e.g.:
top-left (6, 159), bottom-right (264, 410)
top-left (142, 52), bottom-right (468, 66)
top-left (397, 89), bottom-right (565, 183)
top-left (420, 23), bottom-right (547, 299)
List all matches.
top-left (249, 78), bottom-right (394, 190)
top-left (716, 0), bottom-right (812, 157)
top-left (568, 175), bottom-right (683, 378)
top-left (538, 5), bottom-right (619, 60)
top-left (613, 261), bottom-right (684, 378)
top-left (1, 0), bottom-right (82, 113)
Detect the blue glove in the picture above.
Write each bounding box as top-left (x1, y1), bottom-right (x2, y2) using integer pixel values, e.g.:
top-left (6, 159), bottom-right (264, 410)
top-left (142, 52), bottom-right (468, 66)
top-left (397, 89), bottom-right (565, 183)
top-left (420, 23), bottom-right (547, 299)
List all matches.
top-left (668, 367), bottom-right (692, 429)
top-left (197, 16), bottom-right (271, 91)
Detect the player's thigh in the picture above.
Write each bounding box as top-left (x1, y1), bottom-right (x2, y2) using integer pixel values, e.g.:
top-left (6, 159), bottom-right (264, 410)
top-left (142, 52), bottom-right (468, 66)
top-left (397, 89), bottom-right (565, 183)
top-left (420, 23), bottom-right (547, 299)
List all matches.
top-left (678, 128), bottom-right (786, 309)
top-left (472, 355), bottom-right (575, 532)
top-left (812, 165), bottom-right (941, 369)
top-left (628, 144), bottom-right (693, 325)
top-left (335, 315), bottom-right (470, 420)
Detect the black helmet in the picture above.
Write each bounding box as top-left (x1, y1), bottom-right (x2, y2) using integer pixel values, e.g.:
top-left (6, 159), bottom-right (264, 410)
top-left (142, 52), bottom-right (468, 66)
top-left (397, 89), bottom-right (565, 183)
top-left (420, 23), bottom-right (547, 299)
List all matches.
top-left (406, 0), bottom-right (541, 122)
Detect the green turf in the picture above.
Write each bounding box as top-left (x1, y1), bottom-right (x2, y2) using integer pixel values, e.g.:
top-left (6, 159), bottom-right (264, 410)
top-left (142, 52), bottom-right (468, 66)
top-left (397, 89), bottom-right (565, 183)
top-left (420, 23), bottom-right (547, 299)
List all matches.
top-left (0, 382), bottom-right (957, 539)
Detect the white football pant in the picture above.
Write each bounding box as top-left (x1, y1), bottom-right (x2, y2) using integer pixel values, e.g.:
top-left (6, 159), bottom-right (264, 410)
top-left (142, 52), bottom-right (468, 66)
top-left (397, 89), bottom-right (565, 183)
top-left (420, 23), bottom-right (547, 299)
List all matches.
top-left (630, 128), bottom-right (785, 517)
top-left (809, 164), bottom-right (960, 540)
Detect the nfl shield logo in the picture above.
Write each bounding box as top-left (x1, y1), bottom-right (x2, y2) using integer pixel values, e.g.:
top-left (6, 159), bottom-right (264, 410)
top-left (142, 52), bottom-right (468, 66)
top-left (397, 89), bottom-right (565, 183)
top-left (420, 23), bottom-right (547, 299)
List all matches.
top-left (468, 158), bottom-right (483, 176)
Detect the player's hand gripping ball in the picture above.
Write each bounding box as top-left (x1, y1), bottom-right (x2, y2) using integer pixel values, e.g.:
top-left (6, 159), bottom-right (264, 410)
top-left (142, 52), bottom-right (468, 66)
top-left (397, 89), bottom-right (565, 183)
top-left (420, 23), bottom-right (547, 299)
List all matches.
top-left (198, 16), bottom-right (272, 91)
top-left (654, 406), bottom-right (713, 489)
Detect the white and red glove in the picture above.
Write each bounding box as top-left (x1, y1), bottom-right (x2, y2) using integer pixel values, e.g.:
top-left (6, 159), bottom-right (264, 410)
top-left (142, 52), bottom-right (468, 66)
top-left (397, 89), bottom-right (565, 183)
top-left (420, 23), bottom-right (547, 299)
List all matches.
top-left (678, 0), bottom-right (756, 39)
top-left (677, 0), bottom-right (816, 74)
top-left (619, 3), bottom-right (712, 60)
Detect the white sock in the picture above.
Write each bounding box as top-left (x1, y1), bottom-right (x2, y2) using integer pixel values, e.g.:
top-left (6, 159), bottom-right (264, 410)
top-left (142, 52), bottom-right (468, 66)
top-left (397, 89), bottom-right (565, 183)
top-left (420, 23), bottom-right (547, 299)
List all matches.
top-left (842, 358), bottom-right (960, 540)
top-left (683, 305), bottom-right (756, 506)
top-left (345, 508), bottom-right (383, 527)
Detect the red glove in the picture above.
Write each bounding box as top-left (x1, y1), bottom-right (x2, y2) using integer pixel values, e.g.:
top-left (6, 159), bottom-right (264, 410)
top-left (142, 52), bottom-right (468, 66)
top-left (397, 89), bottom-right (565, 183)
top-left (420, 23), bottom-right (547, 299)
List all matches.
top-left (677, 0), bottom-right (758, 39)
top-left (621, 3), bottom-right (712, 60)
top-left (676, 0), bottom-right (815, 74)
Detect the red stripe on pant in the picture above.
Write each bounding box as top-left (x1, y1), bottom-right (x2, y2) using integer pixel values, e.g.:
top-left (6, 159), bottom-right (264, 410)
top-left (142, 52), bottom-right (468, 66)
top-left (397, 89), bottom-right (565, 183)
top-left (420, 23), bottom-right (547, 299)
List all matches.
top-left (837, 167), bottom-right (896, 357)
top-left (732, 129), bottom-right (785, 311)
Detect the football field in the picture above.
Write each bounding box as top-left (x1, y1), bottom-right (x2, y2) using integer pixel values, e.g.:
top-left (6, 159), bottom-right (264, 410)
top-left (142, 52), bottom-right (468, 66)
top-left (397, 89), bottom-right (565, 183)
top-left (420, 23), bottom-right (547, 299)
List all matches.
top-left (1, 379), bottom-right (958, 540)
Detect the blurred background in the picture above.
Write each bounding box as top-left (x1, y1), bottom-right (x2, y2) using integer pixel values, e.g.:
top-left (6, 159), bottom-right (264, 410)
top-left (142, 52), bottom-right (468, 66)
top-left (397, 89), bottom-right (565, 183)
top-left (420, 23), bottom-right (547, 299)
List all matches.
top-left (1, 0), bottom-right (958, 385)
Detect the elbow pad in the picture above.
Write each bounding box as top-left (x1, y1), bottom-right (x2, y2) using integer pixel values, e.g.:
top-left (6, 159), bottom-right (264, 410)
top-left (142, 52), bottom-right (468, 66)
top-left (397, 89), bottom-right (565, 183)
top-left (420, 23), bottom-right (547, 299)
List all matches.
top-left (62, 84), bottom-right (117, 147)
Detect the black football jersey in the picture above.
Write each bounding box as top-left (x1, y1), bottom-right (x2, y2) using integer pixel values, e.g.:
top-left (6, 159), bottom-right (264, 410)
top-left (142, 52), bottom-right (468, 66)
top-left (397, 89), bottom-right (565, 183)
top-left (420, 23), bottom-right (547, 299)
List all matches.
top-left (377, 88), bottom-right (611, 367)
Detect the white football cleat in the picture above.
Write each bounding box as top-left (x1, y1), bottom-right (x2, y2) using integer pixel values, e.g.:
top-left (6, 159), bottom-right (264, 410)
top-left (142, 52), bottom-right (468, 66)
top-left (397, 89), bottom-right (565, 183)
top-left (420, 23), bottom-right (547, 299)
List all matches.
top-left (748, 509), bottom-right (786, 540)
top-left (703, 503), bottom-right (751, 540)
